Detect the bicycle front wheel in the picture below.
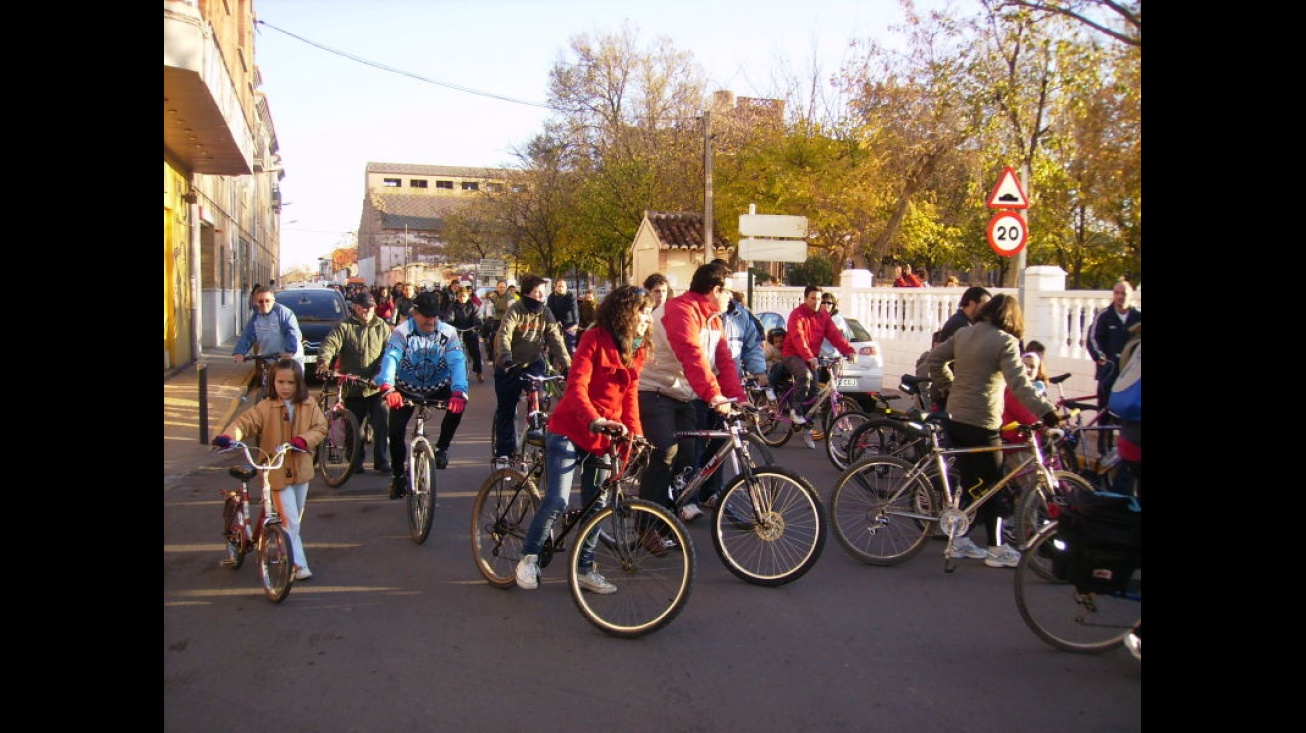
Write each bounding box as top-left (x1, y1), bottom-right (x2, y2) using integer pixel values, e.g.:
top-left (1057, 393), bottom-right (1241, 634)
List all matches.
top-left (259, 522), bottom-right (294, 603)
top-left (830, 455), bottom-right (936, 565)
top-left (470, 468), bottom-right (540, 587)
top-left (824, 409), bottom-right (871, 470)
top-left (318, 408), bottom-right (361, 487)
top-left (1014, 522), bottom-right (1139, 653)
top-left (569, 499), bottom-right (694, 638)
top-left (846, 416), bottom-right (930, 465)
top-left (711, 467), bottom-right (825, 586)
top-left (222, 496), bottom-right (248, 569)
top-left (407, 442), bottom-right (436, 544)
top-left (1013, 470), bottom-right (1096, 581)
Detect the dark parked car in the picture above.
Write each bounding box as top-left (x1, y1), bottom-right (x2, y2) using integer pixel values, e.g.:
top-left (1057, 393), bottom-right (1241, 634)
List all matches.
top-left (280, 287), bottom-right (349, 380)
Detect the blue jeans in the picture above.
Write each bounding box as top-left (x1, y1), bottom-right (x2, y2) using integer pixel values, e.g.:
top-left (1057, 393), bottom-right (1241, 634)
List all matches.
top-left (637, 391), bottom-right (700, 509)
top-left (522, 431), bottom-right (609, 572)
top-left (493, 360), bottom-right (545, 458)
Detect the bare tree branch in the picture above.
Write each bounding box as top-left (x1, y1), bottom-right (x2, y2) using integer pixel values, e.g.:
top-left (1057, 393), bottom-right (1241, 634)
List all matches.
top-left (991, 0), bottom-right (1140, 46)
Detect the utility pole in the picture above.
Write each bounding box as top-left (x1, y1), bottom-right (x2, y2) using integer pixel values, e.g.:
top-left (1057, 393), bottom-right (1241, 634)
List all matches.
top-left (703, 109), bottom-right (713, 264)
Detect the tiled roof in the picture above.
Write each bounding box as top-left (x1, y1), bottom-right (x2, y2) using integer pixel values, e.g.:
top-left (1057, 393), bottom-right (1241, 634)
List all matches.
top-left (646, 211), bottom-right (732, 251)
top-left (368, 192), bottom-right (469, 231)
top-left (365, 162), bottom-right (511, 178)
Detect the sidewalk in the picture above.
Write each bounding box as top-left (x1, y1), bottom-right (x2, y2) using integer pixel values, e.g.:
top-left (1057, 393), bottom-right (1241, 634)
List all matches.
top-left (163, 340), bottom-right (254, 489)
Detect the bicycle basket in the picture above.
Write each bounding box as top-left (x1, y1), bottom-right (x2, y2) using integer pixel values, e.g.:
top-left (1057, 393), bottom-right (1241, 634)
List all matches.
top-left (1051, 491), bottom-right (1141, 593)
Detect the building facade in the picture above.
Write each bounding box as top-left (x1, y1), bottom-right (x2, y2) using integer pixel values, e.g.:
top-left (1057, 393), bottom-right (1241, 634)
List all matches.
top-left (164, 0), bottom-right (283, 371)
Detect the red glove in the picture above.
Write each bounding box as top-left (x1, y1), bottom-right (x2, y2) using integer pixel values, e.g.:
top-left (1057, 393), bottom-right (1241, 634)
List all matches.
top-left (448, 391), bottom-right (467, 414)
top-left (290, 436), bottom-right (309, 452)
top-left (212, 434), bottom-right (233, 448)
top-left (381, 384), bottom-right (404, 410)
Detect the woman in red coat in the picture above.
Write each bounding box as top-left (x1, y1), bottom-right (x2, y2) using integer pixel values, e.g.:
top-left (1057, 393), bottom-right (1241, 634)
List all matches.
top-left (515, 285), bottom-right (653, 593)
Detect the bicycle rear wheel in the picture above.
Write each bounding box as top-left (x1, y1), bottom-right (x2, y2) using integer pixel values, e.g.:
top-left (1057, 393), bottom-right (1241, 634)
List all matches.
top-left (1014, 522), bottom-right (1139, 653)
top-left (569, 499), bottom-right (694, 638)
top-left (1013, 470), bottom-right (1095, 581)
top-left (407, 443), bottom-right (436, 544)
top-left (711, 466), bottom-right (825, 586)
top-left (318, 408), bottom-right (361, 487)
top-left (846, 416), bottom-right (930, 465)
top-left (749, 389), bottom-right (792, 447)
top-left (259, 522), bottom-right (294, 603)
top-left (222, 496), bottom-right (248, 569)
top-left (470, 468), bottom-right (541, 587)
top-left (829, 455), bottom-right (936, 565)
top-left (824, 409), bottom-right (871, 470)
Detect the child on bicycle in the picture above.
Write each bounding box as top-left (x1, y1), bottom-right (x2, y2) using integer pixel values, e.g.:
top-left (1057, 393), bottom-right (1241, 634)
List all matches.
top-left (515, 285), bottom-right (653, 593)
top-left (213, 358), bottom-right (327, 581)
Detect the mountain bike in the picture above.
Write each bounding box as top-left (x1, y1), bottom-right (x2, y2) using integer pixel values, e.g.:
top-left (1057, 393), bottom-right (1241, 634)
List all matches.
top-left (394, 389), bottom-right (448, 544)
top-left (669, 401), bottom-right (825, 586)
top-left (829, 414), bottom-right (1093, 571)
top-left (495, 366), bottom-right (566, 472)
top-left (749, 355), bottom-right (864, 459)
top-left (1046, 373), bottom-right (1122, 492)
top-left (314, 371), bottom-right (364, 487)
top-left (213, 440), bottom-right (306, 603)
top-left (470, 432), bottom-right (694, 638)
top-left (237, 352), bottom-right (283, 404)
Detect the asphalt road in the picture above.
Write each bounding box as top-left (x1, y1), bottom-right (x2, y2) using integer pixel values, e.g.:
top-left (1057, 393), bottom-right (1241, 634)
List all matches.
top-left (163, 373), bottom-right (1141, 733)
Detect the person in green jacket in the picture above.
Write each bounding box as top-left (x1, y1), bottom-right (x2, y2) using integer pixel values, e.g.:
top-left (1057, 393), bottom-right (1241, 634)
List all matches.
top-left (315, 291), bottom-right (393, 473)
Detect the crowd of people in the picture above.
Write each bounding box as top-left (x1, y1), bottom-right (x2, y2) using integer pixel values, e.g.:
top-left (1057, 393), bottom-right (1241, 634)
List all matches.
top-left (222, 271), bottom-right (1139, 590)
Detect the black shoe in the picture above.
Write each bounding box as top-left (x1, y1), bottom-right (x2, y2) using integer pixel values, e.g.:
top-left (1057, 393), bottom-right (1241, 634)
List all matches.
top-left (353, 464), bottom-right (366, 475)
top-left (434, 449), bottom-right (448, 470)
top-left (375, 463), bottom-right (392, 473)
top-left (389, 474), bottom-right (408, 500)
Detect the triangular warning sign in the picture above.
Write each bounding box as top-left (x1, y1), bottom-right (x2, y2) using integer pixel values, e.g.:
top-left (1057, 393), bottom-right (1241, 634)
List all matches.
top-left (986, 166), bottom-right (1030, 209)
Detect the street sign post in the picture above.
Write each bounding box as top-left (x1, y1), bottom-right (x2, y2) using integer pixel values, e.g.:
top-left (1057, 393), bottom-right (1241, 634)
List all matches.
top-left (986, 166), bottom-right (1030, 209)
top-left (986, 211), bottom-right (1028, 257)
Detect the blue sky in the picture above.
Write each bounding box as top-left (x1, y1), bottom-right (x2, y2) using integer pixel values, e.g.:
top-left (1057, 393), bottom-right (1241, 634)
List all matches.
top-left (254, 0), bottom-right (936, 271)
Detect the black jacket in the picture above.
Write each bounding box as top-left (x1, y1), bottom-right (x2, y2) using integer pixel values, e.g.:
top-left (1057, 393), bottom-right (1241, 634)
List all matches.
top-left (547, 291), bottom-right (579, 329)
top-left (443, 299), bottom-right (482, 331)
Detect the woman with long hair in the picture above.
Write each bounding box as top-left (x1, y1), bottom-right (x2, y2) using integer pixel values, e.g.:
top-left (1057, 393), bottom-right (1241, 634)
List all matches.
top-left (515, 285), bottom-right (655, 593)
top-left (923, 293), bottom-right (1060, 568)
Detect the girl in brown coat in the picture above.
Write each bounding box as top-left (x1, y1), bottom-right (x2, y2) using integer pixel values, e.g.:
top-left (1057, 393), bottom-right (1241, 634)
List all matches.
top-left (219, 359), bottom-right (327, 580)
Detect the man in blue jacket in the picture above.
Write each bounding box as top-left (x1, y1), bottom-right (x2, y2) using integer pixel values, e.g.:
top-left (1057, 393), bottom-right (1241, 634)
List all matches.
top-left (233, 286), bottom-right (304, 367)
top-left (377, 291), bottom-right (469, 498)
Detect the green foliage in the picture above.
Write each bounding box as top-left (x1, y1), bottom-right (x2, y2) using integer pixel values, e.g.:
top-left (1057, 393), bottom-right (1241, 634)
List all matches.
top-left (787, 256), bottom-right (836, 287)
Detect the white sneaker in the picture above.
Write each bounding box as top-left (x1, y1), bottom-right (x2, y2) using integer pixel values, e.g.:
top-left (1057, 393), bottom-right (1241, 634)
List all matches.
top-left (577, 569), bottom-right (617, 594)
top-left (802, 430), bottom-right (816, 450)
top-left (789, 409), bottom-right (808, 426)
top-left (985, 544), bottom-right (1021, 568)
top-left (1124, 626), bottom-right (1142, 660)
top-left (680, 503), bottom-right (704, 522)
top-left (946, 536), bottom-right (987, 560)
top-left (516, 553), bottom-right (540, 589)
top-left (294, 566), bottom-right (313, 581)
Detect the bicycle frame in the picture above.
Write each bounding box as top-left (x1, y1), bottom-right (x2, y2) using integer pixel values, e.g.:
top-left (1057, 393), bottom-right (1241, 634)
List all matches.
top-left (773, 357), bottom-right (848, 425)
top-left (215, 441), bottom-right (299, 601)
top-left (887, 418), bottom-right (1060, 572)
top-left (536, 436), bottom-right (651, 566)
top-left (671, 417), bottom-right (757, 512)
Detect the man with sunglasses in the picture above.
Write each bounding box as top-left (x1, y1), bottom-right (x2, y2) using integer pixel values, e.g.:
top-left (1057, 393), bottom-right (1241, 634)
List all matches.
top-left (233, 285), bottom-right (304, 368)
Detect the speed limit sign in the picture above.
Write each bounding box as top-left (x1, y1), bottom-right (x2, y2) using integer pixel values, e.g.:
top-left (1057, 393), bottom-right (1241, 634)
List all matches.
top-left (986, 211), bottom-right (1028, 257)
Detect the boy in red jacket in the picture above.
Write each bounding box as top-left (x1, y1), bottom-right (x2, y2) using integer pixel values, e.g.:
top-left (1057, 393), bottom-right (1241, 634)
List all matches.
top-left (781, 286), bottom-right (855, 447)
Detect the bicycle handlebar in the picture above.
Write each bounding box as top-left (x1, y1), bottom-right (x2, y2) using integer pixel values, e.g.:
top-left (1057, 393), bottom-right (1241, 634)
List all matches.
top-left (213, 440), bottom-right (306, 470)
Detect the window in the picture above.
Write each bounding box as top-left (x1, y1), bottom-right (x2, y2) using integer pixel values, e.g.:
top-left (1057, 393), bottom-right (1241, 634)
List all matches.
top-left (409, 179), bottom-right (428, 189)
top-left (383, 178), bottom-right (401, 187)
top-left (461, 181), bottom-right (479, 191)
top-left (436, 180), bottom-right (453, 189)
top-left (485, 182), bottom-right (503, 192)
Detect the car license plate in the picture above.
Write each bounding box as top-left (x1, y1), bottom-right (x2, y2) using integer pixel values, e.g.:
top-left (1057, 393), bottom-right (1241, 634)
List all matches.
top-left (836, 378), bottom-right (858, 388)
top-left (304, 355), bottom-right (317, 364)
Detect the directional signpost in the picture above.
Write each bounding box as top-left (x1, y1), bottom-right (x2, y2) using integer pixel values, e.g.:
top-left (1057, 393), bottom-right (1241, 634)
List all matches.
top-left (738, 209), bottom-right (809, 308)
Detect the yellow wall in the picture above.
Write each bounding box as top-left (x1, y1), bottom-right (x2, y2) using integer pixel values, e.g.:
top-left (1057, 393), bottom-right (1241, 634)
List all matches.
top-left (164, 163), bottom-right (193, 370)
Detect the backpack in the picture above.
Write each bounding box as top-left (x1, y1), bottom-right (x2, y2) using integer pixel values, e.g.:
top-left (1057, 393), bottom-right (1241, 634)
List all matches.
top-left (1050, 490), bottom-right (1142, 594)
top-left (1108, 339), bottom-right (1140, 421)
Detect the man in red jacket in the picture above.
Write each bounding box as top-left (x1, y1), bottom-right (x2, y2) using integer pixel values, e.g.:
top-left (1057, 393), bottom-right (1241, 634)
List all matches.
top-left (781, 285), bottom-right (856, 448)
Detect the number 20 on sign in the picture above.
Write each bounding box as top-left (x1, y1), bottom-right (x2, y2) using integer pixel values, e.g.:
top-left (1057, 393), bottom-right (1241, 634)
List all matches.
top-left (986, 211), bottom-right (1028, 257)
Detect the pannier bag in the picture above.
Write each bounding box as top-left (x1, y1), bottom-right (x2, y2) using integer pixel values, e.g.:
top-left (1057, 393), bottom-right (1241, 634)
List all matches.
top-left (1051, 490), bottom-right (1141, 593)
